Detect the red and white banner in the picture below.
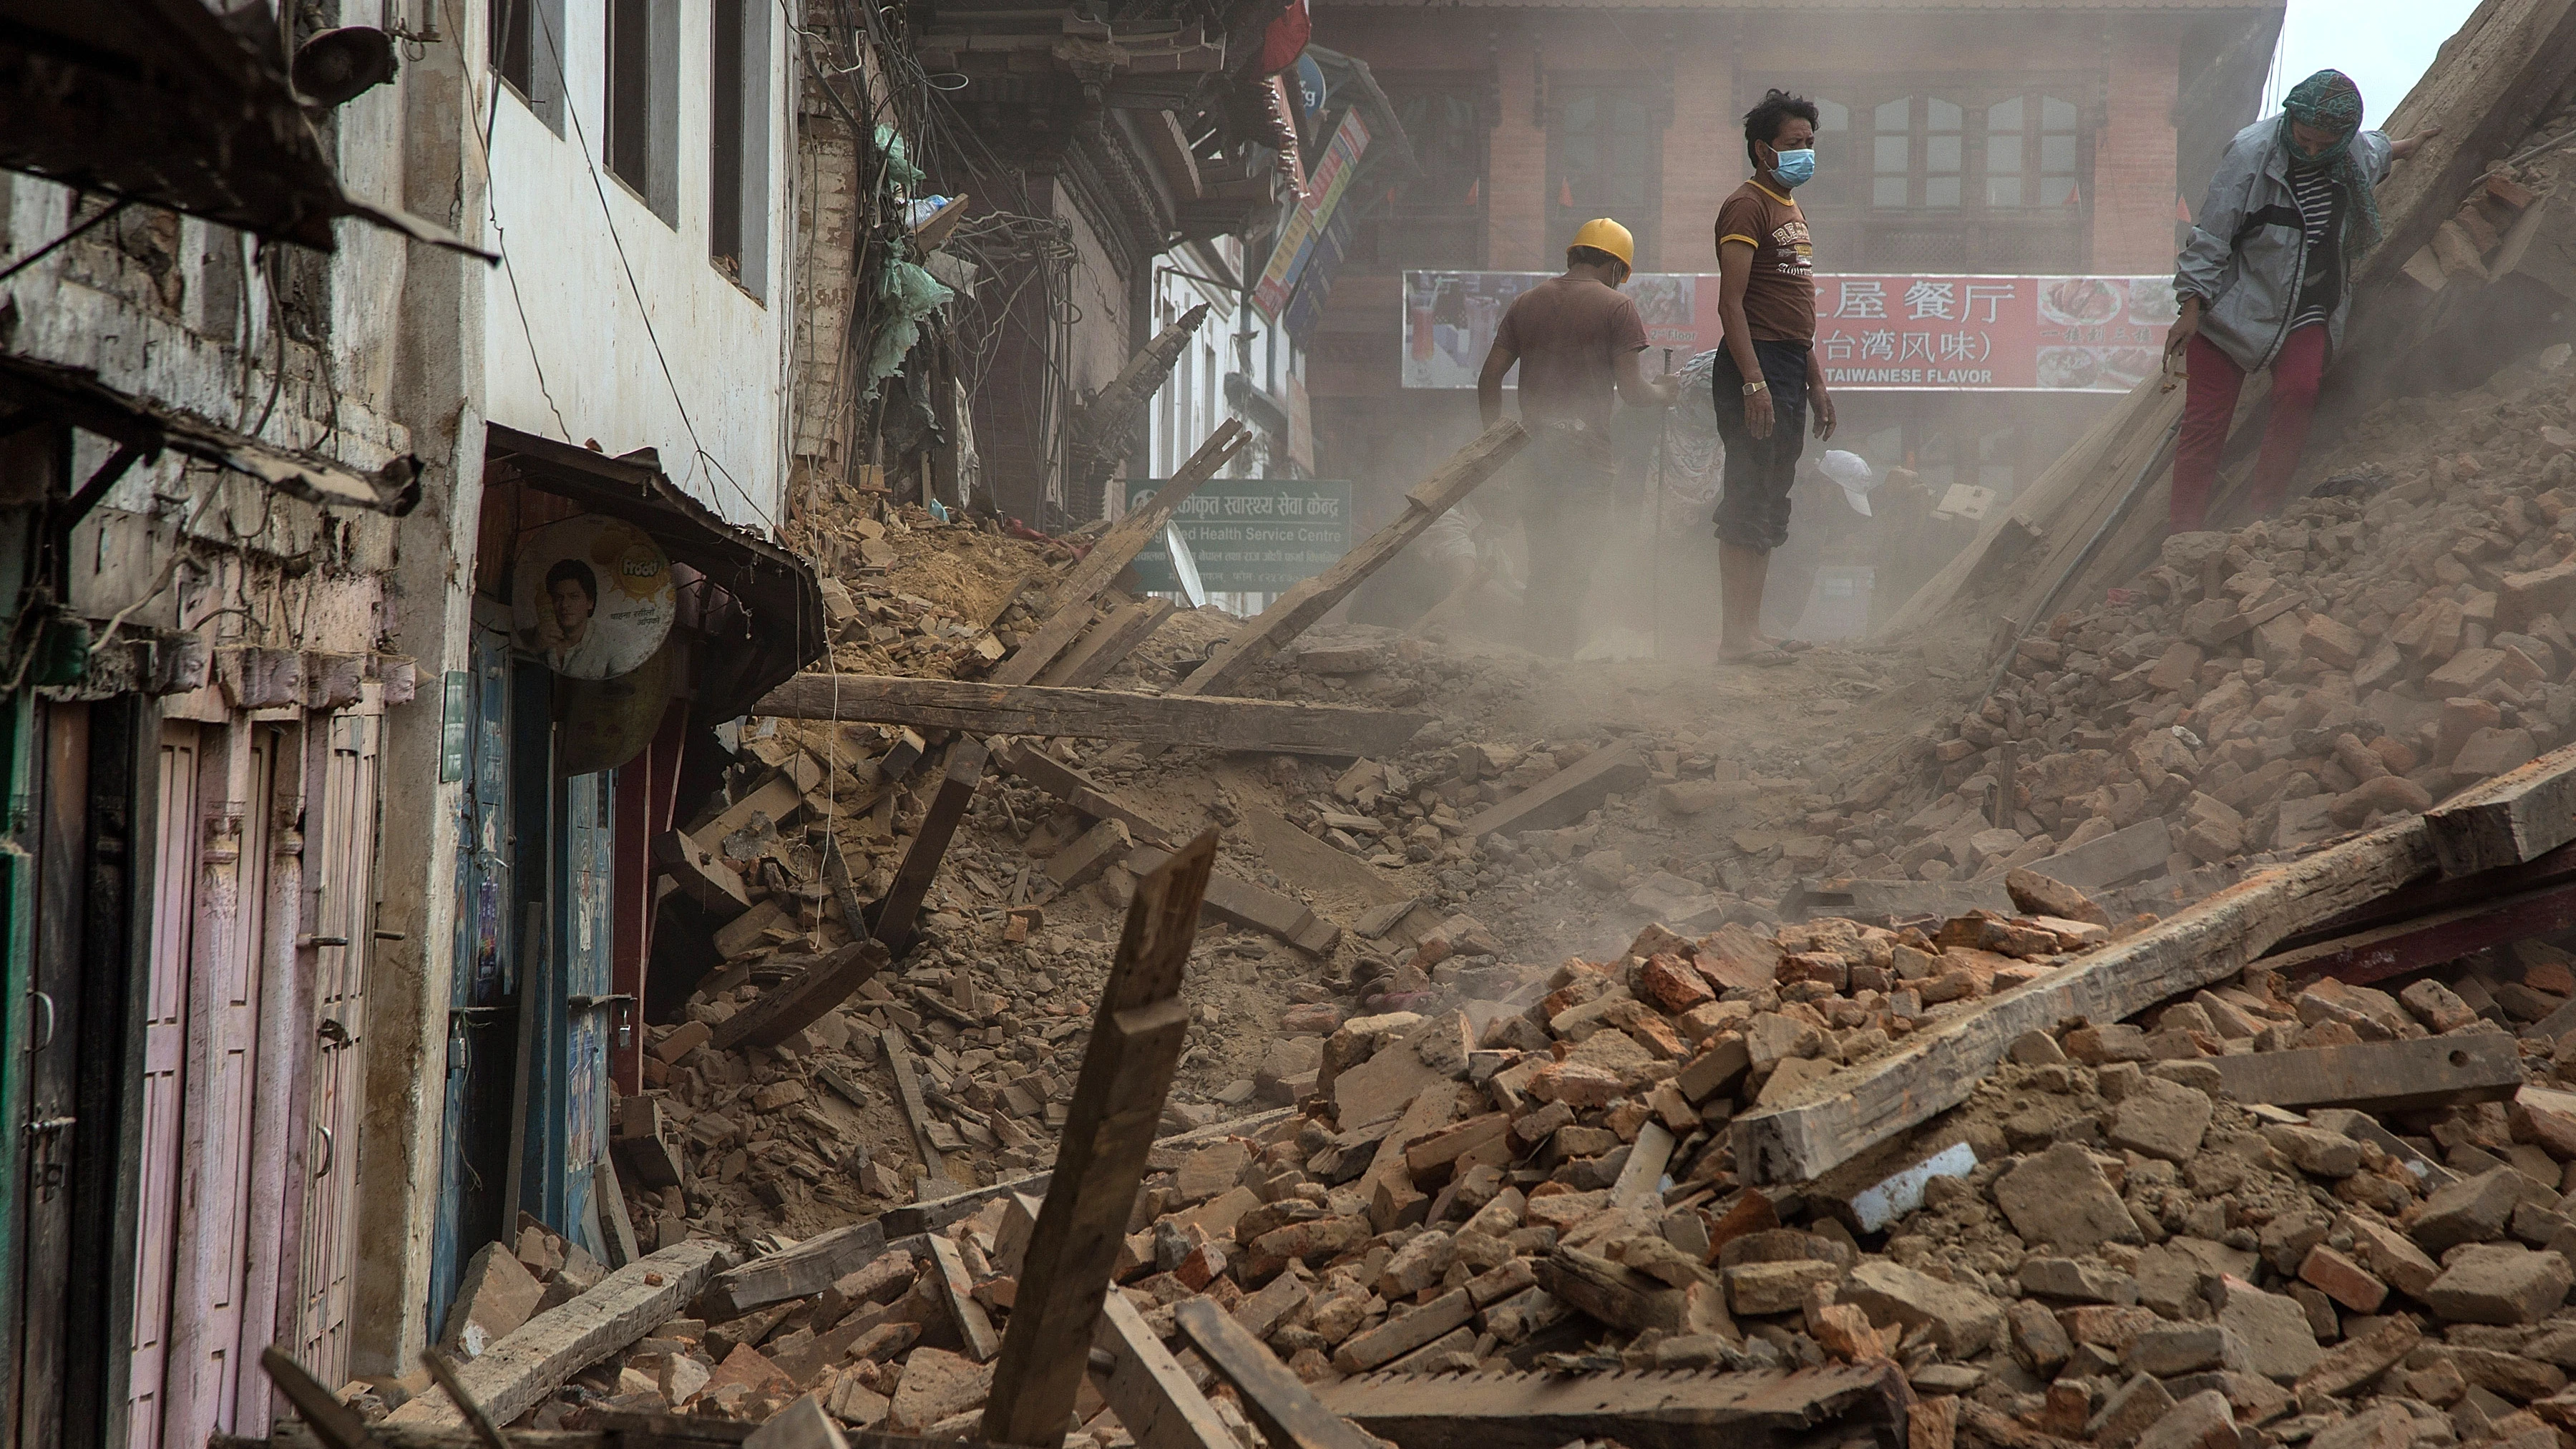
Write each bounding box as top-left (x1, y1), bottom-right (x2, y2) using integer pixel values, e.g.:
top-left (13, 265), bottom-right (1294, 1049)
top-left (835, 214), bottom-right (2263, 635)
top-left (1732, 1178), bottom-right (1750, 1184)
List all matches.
top-left (1400, 270), bottom-right (2180, 393)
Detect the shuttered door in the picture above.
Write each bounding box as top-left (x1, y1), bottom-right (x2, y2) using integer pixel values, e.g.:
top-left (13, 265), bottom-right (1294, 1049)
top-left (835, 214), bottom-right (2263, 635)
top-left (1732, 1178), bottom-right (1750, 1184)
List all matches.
top-left (291, 712), bottom-right (380, 1387)
top-left (122, 726), bottom-right (199, 1447)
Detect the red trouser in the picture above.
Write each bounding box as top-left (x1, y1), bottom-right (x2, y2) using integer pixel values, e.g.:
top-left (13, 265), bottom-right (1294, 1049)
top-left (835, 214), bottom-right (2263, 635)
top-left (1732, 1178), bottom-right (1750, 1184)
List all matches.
top-left (2169, 323), bottom-right (2330, 533)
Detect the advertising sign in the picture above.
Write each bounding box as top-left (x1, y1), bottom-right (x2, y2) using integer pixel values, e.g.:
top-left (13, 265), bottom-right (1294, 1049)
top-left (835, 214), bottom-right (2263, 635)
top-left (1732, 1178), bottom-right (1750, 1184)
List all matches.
top-left (1400, 270), bottom-right (2178, 393)
top-left (1253, 111), bottom-right (1372, 320)
top-left (1123, 479), bottom-right (1352, 595)
top-left (510, 514), bottom-right (677, 678)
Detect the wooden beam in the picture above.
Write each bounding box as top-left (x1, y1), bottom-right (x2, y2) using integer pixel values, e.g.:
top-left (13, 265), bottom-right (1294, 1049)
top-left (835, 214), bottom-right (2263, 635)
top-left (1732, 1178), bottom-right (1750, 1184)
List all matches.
top-left (885, 1031), bottom-right (961, 1195)
top-left (656, 829), bottom-right (752, 916)
top-left (1727, 817), bottom-right (2440, 1186)
top-left (2198, 1034), bottom-right (2524, 1113)
top-left (1035, 597), bottom-right (1179, 690)
top-left (926, 1234), bottom-right (1002, 1362)
top-left (1314, 1361), bottom-right (1913, 1449)
top-left (384, 1239), bottom-right (728, 1431)
top-left (991, 739), bottom-right (1181, 847)
top-left (1174, 1299), bottom-right (1385, 1449)
top-left (872, 742), bottom-right (987, 957)
top-left (1460, 745), bottom-right (1649, 838)
top-left (418, 1347), bottom-right (511, 1449)
top-left (700, 1220), bottom-right (891, 1320)
top-left (689, 755), bottom-right (826, 852)
top-left (1126, 844), bottom-right (1339, 954)
top-left (1089, 1289), bottom-right (1239, 1449)
top-left (1000, 420), bottom-right (1246, 686)
top-left (1169, 421), bottom-right (1527, 702)
top-left (2260, 877), bottom-right (2576, 986)
top-left (757, 676), bottom-right (1428, 759)
top-left (982, 832), bottom-right (1216, 1448)
top-left (874, 1108), bottom-right (1297, 1238)
top-left (2426, 739), bottom-right (2576, 876)
top-left (710, 940), bottom-right (892, 1053)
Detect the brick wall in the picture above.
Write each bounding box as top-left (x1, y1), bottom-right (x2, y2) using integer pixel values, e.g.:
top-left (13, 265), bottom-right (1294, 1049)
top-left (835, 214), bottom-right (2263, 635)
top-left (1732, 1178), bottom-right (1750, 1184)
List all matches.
top-left (1485, 32), bottom-right (1548, 271)
top-left (2093, 27), bottom-right (2184, 273)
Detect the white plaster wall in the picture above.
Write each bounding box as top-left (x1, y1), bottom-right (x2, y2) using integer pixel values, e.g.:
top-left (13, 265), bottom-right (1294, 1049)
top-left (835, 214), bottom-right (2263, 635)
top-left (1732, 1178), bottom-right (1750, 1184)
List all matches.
top-left (477, 0), bottom-right (795, 532)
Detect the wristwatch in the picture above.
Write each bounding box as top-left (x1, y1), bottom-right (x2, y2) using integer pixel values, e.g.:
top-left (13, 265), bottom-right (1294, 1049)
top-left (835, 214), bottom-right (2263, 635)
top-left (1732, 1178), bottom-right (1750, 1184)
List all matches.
top-left (1742, 379), bottom-right (1769, 396)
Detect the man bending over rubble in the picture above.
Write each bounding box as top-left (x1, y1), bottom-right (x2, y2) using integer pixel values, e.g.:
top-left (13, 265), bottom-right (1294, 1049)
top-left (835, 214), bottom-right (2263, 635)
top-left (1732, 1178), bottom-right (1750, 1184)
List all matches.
top-left (1476, 216), bottom-right (1676, 658)
top-left (2165, 69), bottom-right (2440, 532)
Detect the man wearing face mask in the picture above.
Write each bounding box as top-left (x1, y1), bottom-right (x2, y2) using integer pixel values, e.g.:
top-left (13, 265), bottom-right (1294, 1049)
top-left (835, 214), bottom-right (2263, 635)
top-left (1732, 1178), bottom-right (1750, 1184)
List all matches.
top-left (2164, 69), bottom-right (2440, 532)
top-left (1712, 89), bottom-right (1835, 667)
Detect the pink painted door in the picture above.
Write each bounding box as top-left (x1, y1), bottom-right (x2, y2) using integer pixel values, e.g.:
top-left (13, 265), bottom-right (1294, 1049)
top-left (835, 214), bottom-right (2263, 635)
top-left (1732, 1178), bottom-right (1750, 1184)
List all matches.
top-left (291, 711), bottom-right (379, 1387)
top-left (144, 726), bottom-right (273, 1449)
top-left (123, 723), bottom-right (200, 1448)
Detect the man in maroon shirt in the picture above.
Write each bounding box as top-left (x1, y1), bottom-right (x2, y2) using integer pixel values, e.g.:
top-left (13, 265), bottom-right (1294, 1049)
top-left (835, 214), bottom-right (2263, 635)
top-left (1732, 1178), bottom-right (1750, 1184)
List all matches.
top-left (1475, 218), bottom-right (1675, 657)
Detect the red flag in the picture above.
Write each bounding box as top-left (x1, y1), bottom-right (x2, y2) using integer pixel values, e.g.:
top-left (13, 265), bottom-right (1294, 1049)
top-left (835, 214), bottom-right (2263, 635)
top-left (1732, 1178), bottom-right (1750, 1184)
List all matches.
top-left (1558, 177), bottom-right (1574, 208)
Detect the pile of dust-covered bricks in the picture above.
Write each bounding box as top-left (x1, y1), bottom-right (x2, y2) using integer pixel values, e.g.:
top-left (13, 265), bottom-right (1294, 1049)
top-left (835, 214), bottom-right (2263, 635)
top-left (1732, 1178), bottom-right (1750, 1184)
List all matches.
top-left (1816, 346), bottom-right (2576, 903)
top-left (437, 867), bottom-right (2576, 1447)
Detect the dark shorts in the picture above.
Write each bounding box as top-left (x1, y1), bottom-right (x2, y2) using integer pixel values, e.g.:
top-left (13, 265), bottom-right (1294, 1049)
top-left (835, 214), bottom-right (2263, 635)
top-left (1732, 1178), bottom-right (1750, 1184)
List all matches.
top-left (1712, 341), bottom-right (1811, 555)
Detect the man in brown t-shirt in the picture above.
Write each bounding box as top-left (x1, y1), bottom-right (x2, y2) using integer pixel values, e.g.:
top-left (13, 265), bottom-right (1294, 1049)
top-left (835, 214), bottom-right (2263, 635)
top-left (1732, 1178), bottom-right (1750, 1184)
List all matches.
top-left (1474, 217), bottom-right (1675, 656)
top-left (1712, 89), bottom-right (1838, 665)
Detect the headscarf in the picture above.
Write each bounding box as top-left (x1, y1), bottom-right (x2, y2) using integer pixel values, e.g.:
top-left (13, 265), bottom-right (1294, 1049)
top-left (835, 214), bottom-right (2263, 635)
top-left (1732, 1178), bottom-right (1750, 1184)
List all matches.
top-left (2280, 69), bottom-right (2384, 273)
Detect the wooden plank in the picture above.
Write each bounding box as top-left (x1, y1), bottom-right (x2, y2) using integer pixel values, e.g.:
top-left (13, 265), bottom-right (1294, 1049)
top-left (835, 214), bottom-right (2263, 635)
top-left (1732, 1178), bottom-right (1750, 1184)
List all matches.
top-left (690, 756), bottom-right (826, 852)
top-left (700, 1220), bottom-right (891, 1321)
top-left (1171, 421), bottom-right (1527, 702)
top-left (1314, 1362), bottom-right (1913, 1449)
top-left (711, 940), bottom-right (892, 1053)
top-left (2200, 1034), bottom-right (2525, 1113)
top-left (2259, 877), bottom-right (2576, 986)
top-left (655, 830), bottom-right (752, 915)
top-left (595, 1155), bottom-right (642, 1268)
top-left (757, 676), bottom-right (1428, 759)
top-left (384, 1239), bottom-right (728, 1431)
top-left (1461, 745), bottom-right (1649, 838)
top-left (2426, 739), bottom-right (2576, 875)
top-left (1126, 844), bottom-right (1338, 953)
top-left (885, 1033), bottom-right (961, 1195)
top-left (1172, 1298), bottom-right (1382, 1449)
top-left (418, 1347), bottom-right (512, 1449)
top-left (875, 1108), bottom-right (1297, 1238)
top-left (1089, 1289), bottom-right (1238, 1449)
top-left (712, 898), bottom-right (793, 959)
top-left (982, 832), bottom-right (1217, 1448)
top-left (998, 421), bottom-right (1246, 686)
top-left (872, 742), bottom-right (987, 957)
top-left (990, 740), bottom-right (1180, 847)
top-left (926, 1234), bottom-right (1002, 1362)
top-left (1728, 816), bottom-right (2441, 1186)
top-left (1034, 597), bottom-right (1178, 690)
top-left (2275, 837), bottom-right (2576, 950)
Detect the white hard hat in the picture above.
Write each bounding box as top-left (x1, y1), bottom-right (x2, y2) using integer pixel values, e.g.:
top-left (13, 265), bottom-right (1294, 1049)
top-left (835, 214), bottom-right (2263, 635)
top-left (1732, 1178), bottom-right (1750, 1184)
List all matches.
top-left (1819, 450), bottom-right (1876, 516)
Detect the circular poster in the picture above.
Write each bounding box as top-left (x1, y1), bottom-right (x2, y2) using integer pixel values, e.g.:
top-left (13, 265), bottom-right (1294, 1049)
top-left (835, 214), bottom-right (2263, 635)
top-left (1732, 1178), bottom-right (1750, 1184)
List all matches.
top-left (512, 515), bottom-right (675, 679)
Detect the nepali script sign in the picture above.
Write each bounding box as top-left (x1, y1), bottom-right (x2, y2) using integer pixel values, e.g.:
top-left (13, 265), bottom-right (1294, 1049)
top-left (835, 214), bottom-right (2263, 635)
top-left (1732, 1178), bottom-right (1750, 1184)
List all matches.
top-left (1400, 270), bottom-right (2179, 392)
top-left (1123, 479), bottom-right (1353, 595)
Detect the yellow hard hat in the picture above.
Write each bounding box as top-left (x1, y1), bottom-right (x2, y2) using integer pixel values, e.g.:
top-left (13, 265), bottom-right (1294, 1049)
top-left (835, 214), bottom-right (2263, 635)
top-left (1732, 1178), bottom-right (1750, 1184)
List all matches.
top-left (1571, 218), bottom-right (1635, 268)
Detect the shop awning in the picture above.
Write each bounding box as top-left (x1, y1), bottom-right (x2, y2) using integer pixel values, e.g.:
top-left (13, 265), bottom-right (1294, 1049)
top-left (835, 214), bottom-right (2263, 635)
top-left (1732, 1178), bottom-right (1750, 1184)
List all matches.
top-left (0, 348), bottom-right (424, 517)
top-left (482, 424), bottom-right (826, 723)
top-left (0, 0), bottom-right (494, 258)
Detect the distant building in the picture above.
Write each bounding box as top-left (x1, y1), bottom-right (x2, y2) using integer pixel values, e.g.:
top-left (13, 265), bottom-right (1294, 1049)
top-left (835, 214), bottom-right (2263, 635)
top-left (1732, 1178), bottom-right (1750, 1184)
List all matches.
top-left (1304, 0), bottom-right (2284, 516)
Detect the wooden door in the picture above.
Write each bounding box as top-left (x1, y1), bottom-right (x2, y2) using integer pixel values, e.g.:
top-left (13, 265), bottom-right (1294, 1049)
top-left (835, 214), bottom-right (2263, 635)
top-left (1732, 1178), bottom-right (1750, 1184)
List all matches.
top-left (157, 727), bottom-right (273, 1449)
top-left (17, 703), bottom-right (88, 1449)
top-left (122, 724), bottom-right (200, 1448)
top-left (429, 627), bottom-right (517, 1341)
top-left (291, 711), bottom-right (380, 1388)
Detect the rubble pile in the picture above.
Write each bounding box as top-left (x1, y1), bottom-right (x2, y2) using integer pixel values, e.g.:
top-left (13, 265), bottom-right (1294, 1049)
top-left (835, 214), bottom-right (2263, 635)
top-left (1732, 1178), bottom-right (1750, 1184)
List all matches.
top-left (1805, 344), bottom-right (2576, 898)
top-left (492, 892), bottom-right (2576, 1449)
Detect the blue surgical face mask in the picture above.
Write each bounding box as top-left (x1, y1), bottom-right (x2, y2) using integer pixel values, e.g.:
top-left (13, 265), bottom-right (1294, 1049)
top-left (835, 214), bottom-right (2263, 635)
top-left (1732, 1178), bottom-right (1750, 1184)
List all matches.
top-left (1772, 148), bottom-right (1817, 188)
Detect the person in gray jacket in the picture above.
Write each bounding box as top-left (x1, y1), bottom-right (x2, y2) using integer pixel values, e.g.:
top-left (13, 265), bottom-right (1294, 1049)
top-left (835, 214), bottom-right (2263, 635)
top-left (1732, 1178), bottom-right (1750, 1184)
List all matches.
top-left (2162, 69), bottom-right (2438, 532)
